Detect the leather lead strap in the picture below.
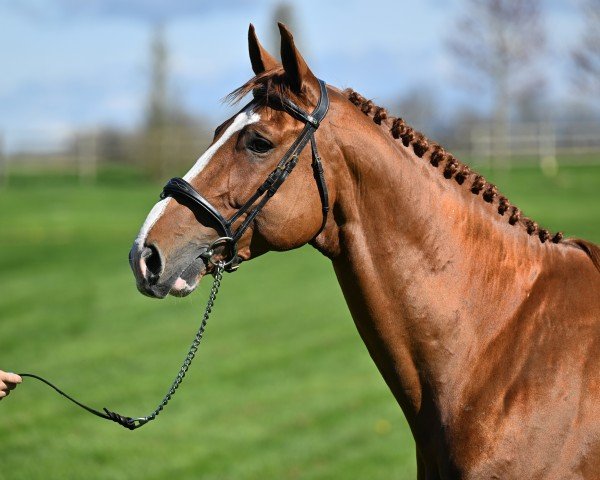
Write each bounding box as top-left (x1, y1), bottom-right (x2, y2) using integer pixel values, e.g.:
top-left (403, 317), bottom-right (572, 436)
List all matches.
top-left (18, 373), bottom-right (141, 430)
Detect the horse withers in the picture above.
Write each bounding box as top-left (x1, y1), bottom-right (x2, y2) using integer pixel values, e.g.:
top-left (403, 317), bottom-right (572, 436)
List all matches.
top-left (130, 23), bottom-right (600, 479)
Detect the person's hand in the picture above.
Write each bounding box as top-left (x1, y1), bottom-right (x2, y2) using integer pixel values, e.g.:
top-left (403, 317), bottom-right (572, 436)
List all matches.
top-left (0, 371), bottom-right (22, 400)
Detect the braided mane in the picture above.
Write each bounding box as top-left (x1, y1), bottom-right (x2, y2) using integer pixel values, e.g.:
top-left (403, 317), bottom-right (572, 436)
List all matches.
top-left (344, 89), bottom-right (563, 245)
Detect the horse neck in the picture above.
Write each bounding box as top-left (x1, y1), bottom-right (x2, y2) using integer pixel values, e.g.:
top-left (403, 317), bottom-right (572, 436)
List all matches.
top-left (322, 107), bottom-right (546, 432)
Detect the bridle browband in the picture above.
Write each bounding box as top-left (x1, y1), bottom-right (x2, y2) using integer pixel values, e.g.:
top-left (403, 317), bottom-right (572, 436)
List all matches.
top-left (14, 79), bottom-right (332, 430)
top-left (160, 78), bottom-right (330, 272)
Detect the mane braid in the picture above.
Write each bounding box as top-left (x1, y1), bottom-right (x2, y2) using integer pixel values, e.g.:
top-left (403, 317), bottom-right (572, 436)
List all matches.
top-left (344, 88), bottom-right (563, 244)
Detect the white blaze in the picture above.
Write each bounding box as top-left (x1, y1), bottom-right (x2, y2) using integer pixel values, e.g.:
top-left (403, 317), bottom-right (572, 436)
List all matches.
top-left (183, 110), bottom-right (260, 182)
top-left (134, 109), bottom-right (260, 249)
top-left (134, 198), bottom-right (171, 249)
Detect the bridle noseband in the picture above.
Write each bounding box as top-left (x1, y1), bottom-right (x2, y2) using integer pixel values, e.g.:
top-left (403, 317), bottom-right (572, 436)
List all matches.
top-left (160, 78), bottom-right (330, 272)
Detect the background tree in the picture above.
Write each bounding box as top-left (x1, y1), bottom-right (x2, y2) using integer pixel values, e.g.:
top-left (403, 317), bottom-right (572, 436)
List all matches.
top-left (572, 0), bottom-right (600, 96)
top-left (142, 23), bottom-right (170, 179)
top-left (391, 86), bottom-right (438, 135)
top-left (446, 0), bottom-right (546, 165)
top-left (269, 3), bottom-right (298, 57)
top-left (139, 24), bottom-right (209, 180)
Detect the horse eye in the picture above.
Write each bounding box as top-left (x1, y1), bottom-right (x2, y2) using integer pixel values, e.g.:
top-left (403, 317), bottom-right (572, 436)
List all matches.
top-left (246, 133), bottom-right (273, 154)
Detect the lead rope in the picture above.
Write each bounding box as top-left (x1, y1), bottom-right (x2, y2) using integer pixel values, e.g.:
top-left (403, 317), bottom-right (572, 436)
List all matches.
top-left (19, 262), bottom-right (225, 431)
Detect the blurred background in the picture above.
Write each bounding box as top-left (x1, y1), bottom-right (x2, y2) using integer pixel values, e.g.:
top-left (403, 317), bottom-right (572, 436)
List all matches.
top-left (2, 0), bottom-right (600, 179)
top-left (0, 1), bottom-right (598, 479)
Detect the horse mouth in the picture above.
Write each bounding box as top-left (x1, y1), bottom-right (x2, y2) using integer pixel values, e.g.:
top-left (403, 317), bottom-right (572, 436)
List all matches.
top-left (169, 255), bottom-right (210, 297)
top-left (135, 243), bottom-right (238, 299)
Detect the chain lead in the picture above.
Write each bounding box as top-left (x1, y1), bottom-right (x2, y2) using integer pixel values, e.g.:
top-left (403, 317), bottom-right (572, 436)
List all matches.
top-left (20, 263), bottom-right (227, 431)
top-left (104, 262), bottom-right (226, 429)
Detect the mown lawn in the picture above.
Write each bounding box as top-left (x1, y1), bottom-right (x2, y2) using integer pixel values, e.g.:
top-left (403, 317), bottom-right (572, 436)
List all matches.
top-left (0, 164), bottom-right (598, 479)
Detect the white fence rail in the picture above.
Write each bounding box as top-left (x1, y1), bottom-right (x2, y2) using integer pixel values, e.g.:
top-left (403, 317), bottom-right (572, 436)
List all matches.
top-left (0, 120), bottom-right (599, 186)
top-left (457, 121), bottom-right (600, 167)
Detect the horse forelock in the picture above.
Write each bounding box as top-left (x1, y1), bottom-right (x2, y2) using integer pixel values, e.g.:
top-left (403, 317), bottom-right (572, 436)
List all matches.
top-left (226, 67), bottom-right (307, 109)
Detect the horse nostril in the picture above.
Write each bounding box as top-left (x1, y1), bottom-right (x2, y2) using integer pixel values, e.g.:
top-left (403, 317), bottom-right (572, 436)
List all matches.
top-left (142, 244), bottom-right (163, 281)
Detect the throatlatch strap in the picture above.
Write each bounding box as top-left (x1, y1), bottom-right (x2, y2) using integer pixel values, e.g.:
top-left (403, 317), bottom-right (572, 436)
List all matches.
top-left (310, 135), bottom-right (329, 235)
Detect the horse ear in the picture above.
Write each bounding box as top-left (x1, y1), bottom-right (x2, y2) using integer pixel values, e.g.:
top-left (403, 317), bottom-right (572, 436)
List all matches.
top-left (278, 22), bottom-right (319, 95)
top-left (248, 24), bottom-right (278, 75)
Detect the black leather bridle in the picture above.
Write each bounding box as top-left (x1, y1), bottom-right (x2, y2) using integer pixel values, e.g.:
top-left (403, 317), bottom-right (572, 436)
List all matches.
top-left (160, 78), bottom-right (330, 272)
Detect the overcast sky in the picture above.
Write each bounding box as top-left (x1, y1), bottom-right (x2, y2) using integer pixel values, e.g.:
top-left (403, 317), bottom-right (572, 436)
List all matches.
top-left (0, 0), bottom-right (585, 151)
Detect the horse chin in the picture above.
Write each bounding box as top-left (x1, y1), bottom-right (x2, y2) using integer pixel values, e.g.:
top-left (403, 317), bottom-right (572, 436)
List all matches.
top-left (169, 278), bottom-right (200, 297)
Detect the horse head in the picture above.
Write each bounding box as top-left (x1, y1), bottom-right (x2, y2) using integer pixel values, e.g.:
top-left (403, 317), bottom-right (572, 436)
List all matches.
top-left (130, 24), bottom-right (343, 298)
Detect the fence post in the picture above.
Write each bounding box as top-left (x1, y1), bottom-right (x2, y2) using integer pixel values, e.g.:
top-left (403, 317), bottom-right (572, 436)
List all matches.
top-left (539, 121), bottom-right (558, 177)
top-left (0, 132), bottom-right (7, 188)
top-left (470, 124), bottom-right (492, 168)
top-left (78, 130), bottom-right (98, 184)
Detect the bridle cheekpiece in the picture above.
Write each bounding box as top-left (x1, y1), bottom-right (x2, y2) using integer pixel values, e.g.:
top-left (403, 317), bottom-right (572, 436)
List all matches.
top-left (160, 79), bottom-right (330, 272)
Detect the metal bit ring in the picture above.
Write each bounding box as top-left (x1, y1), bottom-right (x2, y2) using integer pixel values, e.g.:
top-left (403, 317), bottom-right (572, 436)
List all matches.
top-left (203, 236), bottom-right (238, 269)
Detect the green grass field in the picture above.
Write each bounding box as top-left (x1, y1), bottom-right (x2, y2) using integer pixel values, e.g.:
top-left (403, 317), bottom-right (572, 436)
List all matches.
top-left (0, 164), bottom-right (598, 479)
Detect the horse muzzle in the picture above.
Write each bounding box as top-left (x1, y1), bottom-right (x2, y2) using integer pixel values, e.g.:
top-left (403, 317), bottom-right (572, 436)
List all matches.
top-left (129, 242), bottom-right (209, 299)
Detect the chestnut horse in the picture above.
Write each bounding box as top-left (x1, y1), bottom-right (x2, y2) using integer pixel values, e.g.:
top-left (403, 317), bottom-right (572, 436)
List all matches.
top-left (130, 24), bottom-right (600, 479)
